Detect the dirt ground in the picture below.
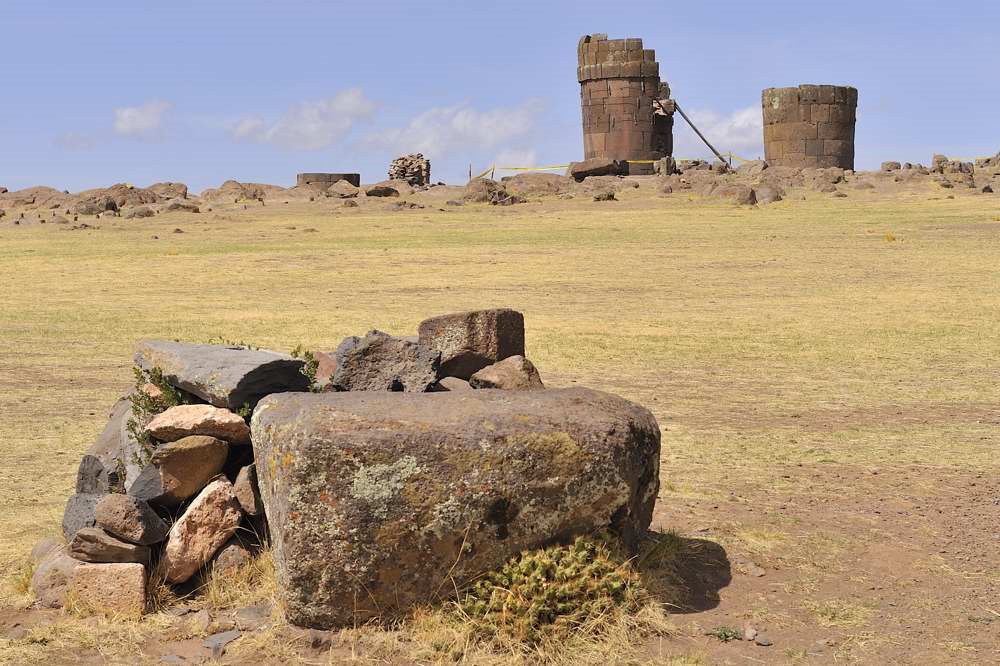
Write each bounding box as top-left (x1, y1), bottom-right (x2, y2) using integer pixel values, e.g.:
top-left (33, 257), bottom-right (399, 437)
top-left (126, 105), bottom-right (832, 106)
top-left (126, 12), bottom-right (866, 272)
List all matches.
top-left (0, 175), bottom-right (998, 664)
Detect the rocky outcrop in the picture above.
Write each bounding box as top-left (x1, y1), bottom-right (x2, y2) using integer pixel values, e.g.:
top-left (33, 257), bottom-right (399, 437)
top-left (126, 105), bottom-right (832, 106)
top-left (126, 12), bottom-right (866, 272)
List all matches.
top-left (135, 340), bottom-right (309, 410)
top-left (417, 308), bottom-right (525, 380)
top-left (251, 387), bottom-right (661, 628)
top-left (567, 158), bottom-right (626, 181)
top-left (388, 154), bottom-right (431, 186)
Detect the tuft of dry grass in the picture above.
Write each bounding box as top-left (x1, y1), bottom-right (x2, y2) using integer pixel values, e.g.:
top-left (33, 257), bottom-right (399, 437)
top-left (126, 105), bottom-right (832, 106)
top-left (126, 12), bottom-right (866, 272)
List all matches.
top-left (197, 546), bottom-right (279, 611)
top-left (805, 598), bottom-right (874, 627)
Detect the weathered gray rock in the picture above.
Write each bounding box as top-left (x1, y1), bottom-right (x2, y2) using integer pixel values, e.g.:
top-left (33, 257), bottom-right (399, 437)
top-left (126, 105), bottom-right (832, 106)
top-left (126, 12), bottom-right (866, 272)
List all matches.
top-left (332, 330), bottom-right (440, 392)
top-left (31, 549), bottom-right (82, 607)
top-left (568, 158), bottom-right (626, 181)
top-left (754, 185), bottom-right (784, 205)
top-left (62, 493), bottom-right (104, 540)
top-left (417, 309), bottom-right (525, 380)
top-left (160, 477), bottom-right (243, 584)
top-left (469, 355), bottom-right (545, 390)
top-left (233, 464), bottom-right (262, 516)
top-left (324, 180), bottom-right (359, 199)
top-left (364, 184), bottom-right (399, 197)
top-left (251, 387), bottom-right (661, 628)
top-left (135, 340), bottom-right (309, 410)
top-left (128, 435), bottom-right (229, 507)
top-left (76, 398), bottom-right (134, 493)
top-left (68, 526), bottom-right (150, 563)
top-left (94, 494), bottom-right (169, 546)
top-left (144, 404), bottom-right (251, 445)
top-left (69, 562), bottom-right (147, 618)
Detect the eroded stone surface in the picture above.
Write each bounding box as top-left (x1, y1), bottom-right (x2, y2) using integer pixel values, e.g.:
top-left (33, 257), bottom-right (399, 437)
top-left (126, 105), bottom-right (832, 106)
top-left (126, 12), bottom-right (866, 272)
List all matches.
top-left (233, 464), bottom-right (262, 516)
top-left (332, 330), bottom-right (440, 392)
top-left (469, 355), bottom-right (544, 390)
top-left (95, 494), bottom-right (169, 545)
top-left (135, 340), bottom-right (309, 410)
top-left (144, 404), bottom-right (251, 445)
top-left (160, 477), bottom-right (243, 583)
top-left (68, 527), bottom-right (150, 563)
top-left (69, 562), bottom-right (146, 617)
top-left (417, 309), bottom-right (525, 380)
top-left (251, 387), bottom-right (660, 628)
top-left (129, 435), bottom-right (228, 507)
top-left (31, 549), bottom-right (82, 608)
top-left (62, 493), bottom-right (105, 540)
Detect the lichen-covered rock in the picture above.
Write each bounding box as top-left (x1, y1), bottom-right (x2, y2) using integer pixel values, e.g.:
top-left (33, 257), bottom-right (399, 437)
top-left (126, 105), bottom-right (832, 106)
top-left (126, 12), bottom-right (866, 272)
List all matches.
top-left (135, 340), bottom-right (309, 410)
top-left (94, 494), bottom-right (169, 546)
top-left (128, 435), bottom-right (229, 507)
top-left (469, 355), bottom-right (544, 390)
top-left (332, 330), bottom-right (440, 392)
top-left (69, 562), bottom-right (147, 618)
top-left (251, 387), bottom-right (660, 628)
top-left (144, 404), bottom-right (251, 445)
top-left (160, 477), bottom-right (243, 584)
top-left (417, 309), bottom-right (525, 380)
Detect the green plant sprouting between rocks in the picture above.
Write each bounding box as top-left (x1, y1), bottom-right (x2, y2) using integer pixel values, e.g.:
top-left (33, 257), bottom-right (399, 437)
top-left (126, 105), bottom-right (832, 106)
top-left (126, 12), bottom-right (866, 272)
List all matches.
top-left (457, 536), bottom-right (643, 645)
top-left (290, 345), bottom-right (321, 391)
top-left (125, 366), bottom-right (190, 475)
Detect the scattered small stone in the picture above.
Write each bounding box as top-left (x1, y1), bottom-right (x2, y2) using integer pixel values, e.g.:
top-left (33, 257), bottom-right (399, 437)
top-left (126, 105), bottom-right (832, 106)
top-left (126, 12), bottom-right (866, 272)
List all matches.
top-left (593, 190), bottom-right (616, 201)
top-left (233, 603), bottom-right (272, 631)
top-left (743, 626), bottom-right (758, 641)
top-left (755, 634), bottom-right (773, 646)
top-left (204, 629), bottom-right (241, 659)
top-left (308, 628), bottom-right (334, 650)
top-left (469, 355), bottom-right (544, 390)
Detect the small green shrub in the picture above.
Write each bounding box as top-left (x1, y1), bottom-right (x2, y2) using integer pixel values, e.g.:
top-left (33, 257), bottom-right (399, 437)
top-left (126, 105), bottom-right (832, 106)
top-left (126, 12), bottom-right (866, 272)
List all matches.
top-left (125, 366), bottom-right (190, 472)
top-left (290, 345), bottom-right (321, 391)
top-left (705, 626), bottom-right (742, 642)
top-left (457, 537), bottom-right (642, 644)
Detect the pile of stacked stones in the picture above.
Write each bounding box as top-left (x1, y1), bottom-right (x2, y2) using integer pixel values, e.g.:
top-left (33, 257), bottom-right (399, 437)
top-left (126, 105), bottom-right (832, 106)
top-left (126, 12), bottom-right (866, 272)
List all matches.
top-left (387, 154), bottom-right (431, 187)
top-left (31, 308), bottom-right (546, 617)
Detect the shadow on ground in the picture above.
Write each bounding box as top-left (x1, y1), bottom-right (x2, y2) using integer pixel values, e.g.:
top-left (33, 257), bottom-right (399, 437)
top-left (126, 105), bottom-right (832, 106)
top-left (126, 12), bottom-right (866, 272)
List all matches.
top-left (637, 531), bottom-right (731, 613)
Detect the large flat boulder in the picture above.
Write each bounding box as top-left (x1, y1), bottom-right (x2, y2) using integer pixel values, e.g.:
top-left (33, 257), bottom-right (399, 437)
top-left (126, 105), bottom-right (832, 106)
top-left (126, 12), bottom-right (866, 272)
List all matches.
top-left (417, 309), bottom-right (525, 380)
top-left (331, 330), bottom-right (440, 392)
top-left (251, 387), bottom-right (660, 628)
top-left (135, 340), bottom-right (310, 410)
top-left (567, 158), bottom-right (626, 181)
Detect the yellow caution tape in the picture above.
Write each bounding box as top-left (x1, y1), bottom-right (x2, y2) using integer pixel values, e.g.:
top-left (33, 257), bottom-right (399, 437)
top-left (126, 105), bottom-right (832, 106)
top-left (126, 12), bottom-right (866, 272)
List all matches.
top-left (473, 165), bottom-right (495, 179)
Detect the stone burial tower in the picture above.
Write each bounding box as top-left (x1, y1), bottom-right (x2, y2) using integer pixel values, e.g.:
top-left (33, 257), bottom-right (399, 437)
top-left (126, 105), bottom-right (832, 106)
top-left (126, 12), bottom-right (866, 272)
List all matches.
top-left (577, 34), bottom-right (673, 175)
top-left (762, 85), bottom-right (858, 169)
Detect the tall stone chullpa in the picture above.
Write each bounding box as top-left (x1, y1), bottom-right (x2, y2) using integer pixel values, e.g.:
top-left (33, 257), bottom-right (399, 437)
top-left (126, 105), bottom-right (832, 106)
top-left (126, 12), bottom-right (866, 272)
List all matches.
top-left (577, 34), bottom-right (673, 175)
top-left (762, 85), bottom-right (858, 169)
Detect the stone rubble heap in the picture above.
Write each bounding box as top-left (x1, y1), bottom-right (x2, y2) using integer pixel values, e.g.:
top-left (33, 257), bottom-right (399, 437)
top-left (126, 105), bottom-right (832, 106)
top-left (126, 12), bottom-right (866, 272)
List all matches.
top-left (32, 309), bottom-right (660, 629)
top-left (387, 154), bottom-right (431, 186)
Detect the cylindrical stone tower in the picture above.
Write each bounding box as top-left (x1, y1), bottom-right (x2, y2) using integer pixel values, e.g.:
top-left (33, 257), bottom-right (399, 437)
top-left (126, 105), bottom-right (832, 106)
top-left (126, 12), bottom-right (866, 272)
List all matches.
top-left (762, 85), bottom-right (858, 169)
top-left (577, 34), bottom-right (673, 175)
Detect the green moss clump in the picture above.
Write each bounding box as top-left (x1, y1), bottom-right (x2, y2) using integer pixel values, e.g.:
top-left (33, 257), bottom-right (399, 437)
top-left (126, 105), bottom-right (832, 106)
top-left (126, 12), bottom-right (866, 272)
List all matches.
top-left (458, 537), bottom-right (642, 644)
top-left (125, 366), bottom-right (190, 473)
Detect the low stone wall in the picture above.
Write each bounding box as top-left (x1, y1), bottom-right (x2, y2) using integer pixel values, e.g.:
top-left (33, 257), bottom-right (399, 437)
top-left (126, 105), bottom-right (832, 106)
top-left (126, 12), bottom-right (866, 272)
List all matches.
top-left (32, 309), bottom-right (661, 627)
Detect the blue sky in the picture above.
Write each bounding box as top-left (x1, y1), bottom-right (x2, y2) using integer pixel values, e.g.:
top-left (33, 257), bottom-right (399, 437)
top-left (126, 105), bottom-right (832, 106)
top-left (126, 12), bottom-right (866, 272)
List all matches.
top-left (2, 1), bottom-right (997, 192)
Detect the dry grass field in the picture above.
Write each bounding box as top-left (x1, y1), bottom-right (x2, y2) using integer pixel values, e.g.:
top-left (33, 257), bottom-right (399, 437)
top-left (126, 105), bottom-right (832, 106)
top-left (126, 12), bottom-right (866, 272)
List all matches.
top-left (1, 182), bottom-right (998, 664)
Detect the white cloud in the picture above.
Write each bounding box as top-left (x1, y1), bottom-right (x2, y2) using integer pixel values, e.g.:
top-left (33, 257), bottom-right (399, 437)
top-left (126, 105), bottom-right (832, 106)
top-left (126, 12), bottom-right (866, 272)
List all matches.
top-left (230, 88), bottom-right (377, 150)
top-left (114, 100), bottom-right (170, 137)
top-left (366, 100), bottom-right (542, 160)
top-left (55, 132), bottom-right (97, 151)
top-left (674, 105), bottom-right (764, 161)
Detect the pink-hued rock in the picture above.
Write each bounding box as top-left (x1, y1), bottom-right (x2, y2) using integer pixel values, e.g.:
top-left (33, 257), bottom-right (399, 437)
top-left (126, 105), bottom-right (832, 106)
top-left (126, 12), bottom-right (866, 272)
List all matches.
top-left (31, 549), bottom-right (82, 608)
top-left (469, 355), bottom-right (545, 390)
top-left (69, 562), bottom-right (147, 618)
top-left (160, 477), bottom-right (243, 584)
top-left (144, 404), bottom-right (251, 445)
top-left (210, 537), bottom-right (252, 576)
